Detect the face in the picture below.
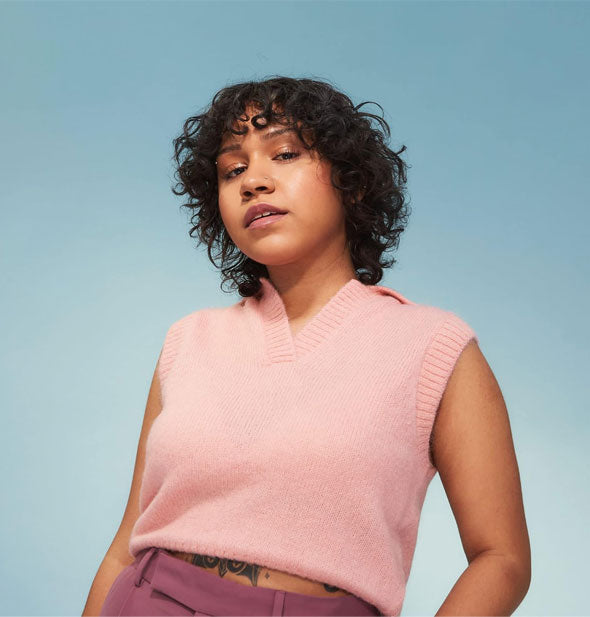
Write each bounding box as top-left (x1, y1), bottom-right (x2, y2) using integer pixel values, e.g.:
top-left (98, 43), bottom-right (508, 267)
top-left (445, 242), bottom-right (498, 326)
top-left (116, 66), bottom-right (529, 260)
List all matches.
top-left (215, 105), bottom-right (350, 271)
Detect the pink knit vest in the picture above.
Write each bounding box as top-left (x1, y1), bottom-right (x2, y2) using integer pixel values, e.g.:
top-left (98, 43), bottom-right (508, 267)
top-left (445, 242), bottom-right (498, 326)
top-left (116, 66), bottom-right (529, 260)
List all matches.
top-left (128, 275), bottom-right (478, 616)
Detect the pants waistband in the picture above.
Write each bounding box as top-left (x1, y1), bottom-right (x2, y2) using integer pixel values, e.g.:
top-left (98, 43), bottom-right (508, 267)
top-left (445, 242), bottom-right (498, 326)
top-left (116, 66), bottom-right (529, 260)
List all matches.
top-left (130, 547), bottom-right (380, 616)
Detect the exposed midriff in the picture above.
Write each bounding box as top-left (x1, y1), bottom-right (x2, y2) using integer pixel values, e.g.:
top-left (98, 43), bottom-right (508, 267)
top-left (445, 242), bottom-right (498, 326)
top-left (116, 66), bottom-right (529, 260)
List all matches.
top-left (165, 549), bottom-right (352, 597)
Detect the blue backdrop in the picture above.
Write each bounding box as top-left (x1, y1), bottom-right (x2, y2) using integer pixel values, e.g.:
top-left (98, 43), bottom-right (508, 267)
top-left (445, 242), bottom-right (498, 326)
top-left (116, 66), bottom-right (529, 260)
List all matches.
top-left (1, 1), bottom-right (587, 615)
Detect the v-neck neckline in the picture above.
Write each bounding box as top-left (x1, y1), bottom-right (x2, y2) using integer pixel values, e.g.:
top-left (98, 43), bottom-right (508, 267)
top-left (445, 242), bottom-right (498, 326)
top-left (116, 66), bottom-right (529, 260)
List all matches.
top-left (247, 275), bottom-right (413, 364)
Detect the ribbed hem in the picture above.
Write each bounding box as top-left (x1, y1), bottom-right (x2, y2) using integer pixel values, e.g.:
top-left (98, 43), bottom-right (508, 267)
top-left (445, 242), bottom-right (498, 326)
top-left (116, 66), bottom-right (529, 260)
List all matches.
top-left (416, 312), bottom-right (479, 471)
top-left (158, 317), bottom-right (189, 387)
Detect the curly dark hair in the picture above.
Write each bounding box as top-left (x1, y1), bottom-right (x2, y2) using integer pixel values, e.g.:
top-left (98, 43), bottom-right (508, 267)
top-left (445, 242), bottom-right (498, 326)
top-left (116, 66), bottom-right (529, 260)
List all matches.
top-left (171, 75), bottom-right (411, 297)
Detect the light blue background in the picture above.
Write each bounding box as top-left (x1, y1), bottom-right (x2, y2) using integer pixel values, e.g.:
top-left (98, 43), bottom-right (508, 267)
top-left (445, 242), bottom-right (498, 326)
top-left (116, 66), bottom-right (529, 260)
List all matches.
top-left (1, 1), bottom-right (588, 615)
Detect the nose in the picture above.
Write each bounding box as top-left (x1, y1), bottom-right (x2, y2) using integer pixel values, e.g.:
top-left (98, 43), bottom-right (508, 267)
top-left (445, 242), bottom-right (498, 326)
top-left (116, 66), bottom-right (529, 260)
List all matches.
top-left (240, 171), bottom-right (275, 199)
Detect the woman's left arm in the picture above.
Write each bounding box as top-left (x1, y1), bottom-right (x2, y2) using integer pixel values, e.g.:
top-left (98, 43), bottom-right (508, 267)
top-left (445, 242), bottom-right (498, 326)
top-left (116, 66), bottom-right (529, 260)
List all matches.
top-left (431, 339), bottom-right (531, 616)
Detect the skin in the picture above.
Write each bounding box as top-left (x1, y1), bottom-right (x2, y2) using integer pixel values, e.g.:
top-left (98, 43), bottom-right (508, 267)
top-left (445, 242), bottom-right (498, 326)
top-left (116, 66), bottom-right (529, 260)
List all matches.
top-left (96, 103), bottom-right (530, 612)
top-left (214, 103), bottom-right (531, 611)
top-left (216, 104), bottom-right (360, 334)
top-left (161, 104), bottom-right (359, 597)
top-left (164, 549), bottom-right (350, 596)
top-left (431, 339), bottom-right (531, 615)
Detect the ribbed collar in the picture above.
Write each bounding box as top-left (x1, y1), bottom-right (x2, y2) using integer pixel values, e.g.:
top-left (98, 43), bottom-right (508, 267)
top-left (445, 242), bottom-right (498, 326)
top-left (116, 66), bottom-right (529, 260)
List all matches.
top-left (247, 275), bottom-right (413, 364)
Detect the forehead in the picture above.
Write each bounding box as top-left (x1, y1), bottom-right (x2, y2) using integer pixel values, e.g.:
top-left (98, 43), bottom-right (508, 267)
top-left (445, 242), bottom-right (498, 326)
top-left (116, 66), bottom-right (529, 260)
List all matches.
top-left (217, 124), bottom-right (298, 157)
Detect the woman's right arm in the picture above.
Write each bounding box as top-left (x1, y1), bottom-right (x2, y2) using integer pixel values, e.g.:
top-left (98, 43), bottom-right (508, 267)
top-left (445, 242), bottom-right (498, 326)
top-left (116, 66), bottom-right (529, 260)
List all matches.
top-left (81, 357), bottom-right (163, 616)
top-left (81, 553), bottom-right (133, 617)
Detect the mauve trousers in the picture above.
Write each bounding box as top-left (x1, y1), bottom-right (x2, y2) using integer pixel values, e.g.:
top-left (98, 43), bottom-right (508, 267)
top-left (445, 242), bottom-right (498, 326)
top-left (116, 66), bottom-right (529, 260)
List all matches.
top-left (99, 546), bottom-right (382, 616)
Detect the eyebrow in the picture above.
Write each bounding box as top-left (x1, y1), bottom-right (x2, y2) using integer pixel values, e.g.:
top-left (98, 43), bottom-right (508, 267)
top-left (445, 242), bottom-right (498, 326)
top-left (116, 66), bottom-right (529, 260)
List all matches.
top-left (216, 127), bottom-right (296, 160)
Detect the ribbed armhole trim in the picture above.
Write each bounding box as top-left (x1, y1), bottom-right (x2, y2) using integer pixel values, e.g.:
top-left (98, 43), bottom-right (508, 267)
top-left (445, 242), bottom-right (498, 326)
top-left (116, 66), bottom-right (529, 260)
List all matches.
top-left (416, 313), bottom-right (478, 471)
top-left (157, 317), bottom-right (188, 388)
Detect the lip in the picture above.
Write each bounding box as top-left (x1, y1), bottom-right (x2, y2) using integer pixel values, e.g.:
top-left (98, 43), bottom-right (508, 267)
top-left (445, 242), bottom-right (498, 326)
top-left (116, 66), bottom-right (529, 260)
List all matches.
top-left (244, 202), bottom-right (289, 228)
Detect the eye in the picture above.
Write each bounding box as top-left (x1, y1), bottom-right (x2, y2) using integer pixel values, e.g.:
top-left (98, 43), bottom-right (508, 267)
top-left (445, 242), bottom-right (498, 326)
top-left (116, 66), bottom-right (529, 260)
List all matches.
top-left (276, 151), bottom-right (300, 161)
top-left (223, 150), bottom-right (301, 180)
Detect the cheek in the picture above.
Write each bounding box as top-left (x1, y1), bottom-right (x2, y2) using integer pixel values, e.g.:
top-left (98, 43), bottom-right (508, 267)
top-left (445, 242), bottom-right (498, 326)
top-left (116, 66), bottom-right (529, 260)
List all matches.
top-left (287, 166), bottom-right (344, 227)
top-left (217, 192), bottom-right (236, 228)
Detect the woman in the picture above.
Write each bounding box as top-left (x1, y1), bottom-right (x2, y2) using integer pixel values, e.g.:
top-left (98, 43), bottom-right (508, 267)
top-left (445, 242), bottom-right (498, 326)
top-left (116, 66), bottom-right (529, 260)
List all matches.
top-left (84, 76), bottom-right (531, 616)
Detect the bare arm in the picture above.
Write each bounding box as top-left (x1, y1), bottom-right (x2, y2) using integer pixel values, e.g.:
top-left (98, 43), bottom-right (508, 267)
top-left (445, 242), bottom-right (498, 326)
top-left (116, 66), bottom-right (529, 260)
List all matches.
top-left (81, 553), bottom-right (132, 617)
top-left (431, 340), bottom-right (531, 616)
top-left (82, 356), bottom-right (163, 616)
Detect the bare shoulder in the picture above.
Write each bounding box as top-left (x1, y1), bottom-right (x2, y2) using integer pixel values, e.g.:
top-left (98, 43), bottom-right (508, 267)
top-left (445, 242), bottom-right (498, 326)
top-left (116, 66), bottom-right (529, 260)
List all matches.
top-left (431, 340), bottom-right (531, 578)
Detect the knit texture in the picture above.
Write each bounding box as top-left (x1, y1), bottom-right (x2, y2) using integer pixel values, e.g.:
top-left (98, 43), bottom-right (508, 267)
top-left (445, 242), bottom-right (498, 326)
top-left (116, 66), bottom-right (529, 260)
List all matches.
top-left (128, 275), bottom-right (478, 616)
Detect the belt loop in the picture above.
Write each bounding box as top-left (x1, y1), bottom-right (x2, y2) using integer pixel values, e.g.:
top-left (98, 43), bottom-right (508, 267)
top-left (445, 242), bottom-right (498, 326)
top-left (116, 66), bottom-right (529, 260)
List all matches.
top-left (134, 547), bottom-right (158, 587)
top-left (271, 589), bottom-right (285, 616)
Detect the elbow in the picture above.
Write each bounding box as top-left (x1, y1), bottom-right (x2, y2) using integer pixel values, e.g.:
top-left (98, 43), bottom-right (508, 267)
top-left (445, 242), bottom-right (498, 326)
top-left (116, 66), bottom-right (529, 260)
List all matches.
top-left (503, 551), bottom-right (532, 595)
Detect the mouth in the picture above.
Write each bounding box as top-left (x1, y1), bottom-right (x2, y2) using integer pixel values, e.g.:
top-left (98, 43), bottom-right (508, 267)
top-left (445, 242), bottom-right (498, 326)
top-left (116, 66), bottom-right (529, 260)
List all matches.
top-left (246, 212), bottom-right (288, 229)
top-left (244, 203), bottom-right (289, 228)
